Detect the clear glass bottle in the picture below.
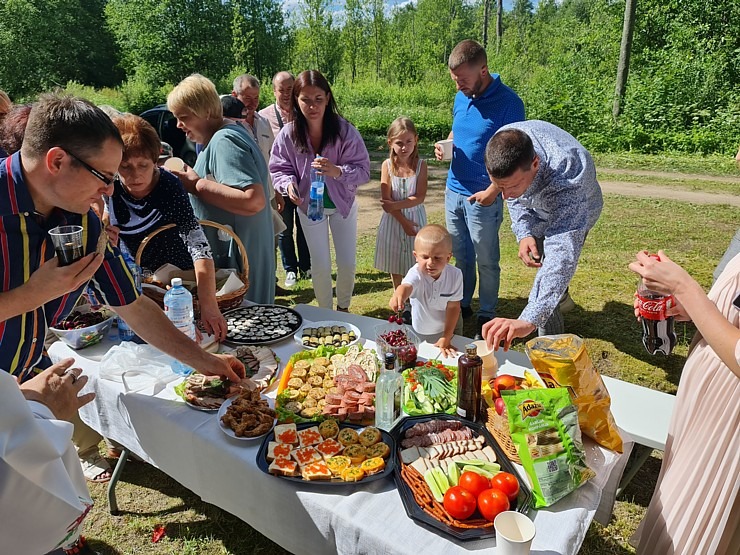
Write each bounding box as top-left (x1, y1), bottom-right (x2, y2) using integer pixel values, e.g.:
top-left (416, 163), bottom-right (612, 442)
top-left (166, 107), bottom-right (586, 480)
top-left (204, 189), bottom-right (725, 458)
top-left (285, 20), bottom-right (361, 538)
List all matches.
top-left (457, 343), bottom-right (482, 422)
top-left (375, 352), bottom-right (403, 431)
top-left (164, 277), bottom-right (195, 376)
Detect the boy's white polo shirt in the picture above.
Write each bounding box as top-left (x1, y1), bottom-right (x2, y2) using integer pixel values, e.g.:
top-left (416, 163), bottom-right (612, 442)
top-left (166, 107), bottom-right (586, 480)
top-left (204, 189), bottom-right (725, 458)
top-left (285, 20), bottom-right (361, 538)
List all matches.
top-left (402, 264), bottom-right (463, 335)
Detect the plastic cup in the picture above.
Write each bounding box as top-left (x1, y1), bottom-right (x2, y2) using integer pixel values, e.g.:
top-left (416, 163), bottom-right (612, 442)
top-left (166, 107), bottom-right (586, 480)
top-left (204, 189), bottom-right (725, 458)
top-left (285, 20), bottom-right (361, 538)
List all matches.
top-left (435, 139), bottom-right (454, 161)
top-left (473, 339), bottom-right (498, 382)
top-left (494, 511), bottom-right (536, 555)
top-left (49, 225), bottom-right (84, 266)
top-left (163, 156), bottom-right (185, 172)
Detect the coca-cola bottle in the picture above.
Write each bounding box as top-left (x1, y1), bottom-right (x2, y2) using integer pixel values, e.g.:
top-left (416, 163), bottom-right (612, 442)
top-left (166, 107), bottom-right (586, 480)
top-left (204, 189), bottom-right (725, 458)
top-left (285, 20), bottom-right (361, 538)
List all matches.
top-left (636, 280), bottom-right (677, 356)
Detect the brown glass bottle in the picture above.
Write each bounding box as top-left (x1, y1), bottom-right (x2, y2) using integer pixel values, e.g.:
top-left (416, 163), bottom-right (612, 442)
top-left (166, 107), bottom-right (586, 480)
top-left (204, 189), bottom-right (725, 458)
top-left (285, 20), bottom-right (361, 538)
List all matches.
top-left (457, 343), bottom-right (482, 422)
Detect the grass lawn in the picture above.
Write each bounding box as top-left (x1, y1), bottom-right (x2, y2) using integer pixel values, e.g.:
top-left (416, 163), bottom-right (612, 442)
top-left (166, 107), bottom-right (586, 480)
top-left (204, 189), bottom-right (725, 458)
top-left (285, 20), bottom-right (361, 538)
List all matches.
top-left (82, 194), bottom-right (737, 554)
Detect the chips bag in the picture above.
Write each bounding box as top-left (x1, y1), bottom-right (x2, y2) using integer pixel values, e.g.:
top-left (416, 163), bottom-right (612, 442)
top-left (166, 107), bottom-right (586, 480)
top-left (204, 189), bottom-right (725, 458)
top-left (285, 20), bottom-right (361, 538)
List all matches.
top-left (526, 334), bottom-right (623, 453)
top-left (503, 387), bottom-right (594, 508)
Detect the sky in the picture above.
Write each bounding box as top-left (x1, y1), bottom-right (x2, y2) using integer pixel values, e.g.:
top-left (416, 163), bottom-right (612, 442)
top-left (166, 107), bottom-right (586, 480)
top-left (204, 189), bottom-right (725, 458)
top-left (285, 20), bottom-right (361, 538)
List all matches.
top-left (282, 0), bottom-right (520, 21)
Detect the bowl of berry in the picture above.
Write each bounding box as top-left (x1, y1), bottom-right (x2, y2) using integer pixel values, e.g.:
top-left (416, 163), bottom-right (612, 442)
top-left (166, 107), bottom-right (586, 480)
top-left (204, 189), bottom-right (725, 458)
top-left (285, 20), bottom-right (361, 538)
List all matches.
top-left (374, 322), bottom-right (419, 369)
top-left (49, 305), bottom-right (115, 350)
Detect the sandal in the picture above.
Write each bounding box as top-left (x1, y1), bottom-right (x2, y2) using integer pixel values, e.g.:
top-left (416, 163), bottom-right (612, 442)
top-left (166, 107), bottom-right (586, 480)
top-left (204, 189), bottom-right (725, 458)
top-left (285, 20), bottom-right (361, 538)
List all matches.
top-left (80, 453), bottom-right (112, 483)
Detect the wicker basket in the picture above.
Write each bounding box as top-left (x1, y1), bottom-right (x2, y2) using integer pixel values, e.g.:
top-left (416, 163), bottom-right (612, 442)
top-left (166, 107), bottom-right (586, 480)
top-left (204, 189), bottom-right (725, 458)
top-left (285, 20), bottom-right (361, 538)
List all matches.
top-left (135, 219), bottom-right (249, 315)
top-left (486, 407), bottom-right (522, 464)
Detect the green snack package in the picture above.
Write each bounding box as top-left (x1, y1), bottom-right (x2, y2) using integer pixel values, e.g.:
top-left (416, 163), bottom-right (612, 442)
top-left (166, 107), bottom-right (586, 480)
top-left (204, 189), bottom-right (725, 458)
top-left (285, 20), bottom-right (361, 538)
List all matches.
top-left (502, 387), bottom-right (595, 508)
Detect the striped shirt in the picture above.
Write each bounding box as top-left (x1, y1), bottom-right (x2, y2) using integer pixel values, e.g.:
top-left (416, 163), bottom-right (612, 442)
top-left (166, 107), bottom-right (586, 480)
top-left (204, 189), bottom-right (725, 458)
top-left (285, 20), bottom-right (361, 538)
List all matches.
top-left (0, 153), bottom-right (139, 381)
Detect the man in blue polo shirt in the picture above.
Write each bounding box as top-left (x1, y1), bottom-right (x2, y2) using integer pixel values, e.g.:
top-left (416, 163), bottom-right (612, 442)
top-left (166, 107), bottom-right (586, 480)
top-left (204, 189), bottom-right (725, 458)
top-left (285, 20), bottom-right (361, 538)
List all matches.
top-left (435, 39), bottom-right (525, 338)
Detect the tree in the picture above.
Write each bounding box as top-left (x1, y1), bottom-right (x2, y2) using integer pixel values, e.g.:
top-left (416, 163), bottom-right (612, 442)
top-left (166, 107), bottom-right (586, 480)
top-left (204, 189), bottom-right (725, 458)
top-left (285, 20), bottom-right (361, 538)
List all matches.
top-left (369, 0), bottom-right (386, 79)
top-left (231, 0), bottom-right (290, 81)
top-left (0, 0), bottom-right (120, 98)
top-left (292, 0), bottom-right (343, 81)
top-left (105, 0), bottom-right (232, 86)
top-left (342, 0), bottom-right (369, 82)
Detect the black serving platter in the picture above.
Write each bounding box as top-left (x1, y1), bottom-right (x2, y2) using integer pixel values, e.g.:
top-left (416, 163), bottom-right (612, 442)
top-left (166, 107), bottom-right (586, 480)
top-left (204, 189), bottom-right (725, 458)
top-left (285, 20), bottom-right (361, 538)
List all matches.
top-left (256, 421), bottom-right (396, 485)
top-left (389, 414), bottom-right (533, 541)
top-left (222, 305), bottom-right (303, 346)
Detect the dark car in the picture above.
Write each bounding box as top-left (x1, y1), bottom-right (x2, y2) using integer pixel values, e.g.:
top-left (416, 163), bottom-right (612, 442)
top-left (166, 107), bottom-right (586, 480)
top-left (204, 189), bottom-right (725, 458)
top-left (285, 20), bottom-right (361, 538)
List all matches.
top-left (140, 104), bottom-right (198, 167)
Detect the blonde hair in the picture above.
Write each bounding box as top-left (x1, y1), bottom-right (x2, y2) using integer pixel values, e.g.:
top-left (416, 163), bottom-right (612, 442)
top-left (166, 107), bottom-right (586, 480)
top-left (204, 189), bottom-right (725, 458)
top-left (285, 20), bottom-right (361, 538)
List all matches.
top-left (415, 224), bottom-right (452, 252)
top-left (0, 90), bottom-right (11, 116)
top-left (167, 74), bottom-right (223, 120)
top-left (387, 116), bottom-right (419, 175)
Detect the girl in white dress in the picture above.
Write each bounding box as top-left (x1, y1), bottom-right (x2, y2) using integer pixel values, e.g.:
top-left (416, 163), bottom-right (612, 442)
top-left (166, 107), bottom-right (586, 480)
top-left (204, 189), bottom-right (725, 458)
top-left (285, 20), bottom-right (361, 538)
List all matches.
top-left (374, 117), bottom-right (428, 319)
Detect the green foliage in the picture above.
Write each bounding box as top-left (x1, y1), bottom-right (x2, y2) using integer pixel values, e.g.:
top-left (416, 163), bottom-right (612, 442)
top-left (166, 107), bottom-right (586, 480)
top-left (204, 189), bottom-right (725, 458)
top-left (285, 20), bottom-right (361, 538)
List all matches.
top-left (0, 0), bottom-right (120, 99)
top-left (119, 76), bottom-right (173, 115)
top-left (60, 82), bottom-right (127, 112)
top-left (2, 0), bottom-right (738, 154)
top-left (105, 0), bottom-right (232, 87)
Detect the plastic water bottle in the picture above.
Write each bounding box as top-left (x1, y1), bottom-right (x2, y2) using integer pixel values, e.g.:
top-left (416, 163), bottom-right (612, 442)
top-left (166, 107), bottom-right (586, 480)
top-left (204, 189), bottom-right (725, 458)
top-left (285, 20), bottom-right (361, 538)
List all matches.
top-left (307, 156), bottom-right (325, 221)
top-left (118, 245), bottom-right (142, 341)
top-left (375, 352), bottom-right (403, 431)
top-left (163, 277), bottom-right (195, 376)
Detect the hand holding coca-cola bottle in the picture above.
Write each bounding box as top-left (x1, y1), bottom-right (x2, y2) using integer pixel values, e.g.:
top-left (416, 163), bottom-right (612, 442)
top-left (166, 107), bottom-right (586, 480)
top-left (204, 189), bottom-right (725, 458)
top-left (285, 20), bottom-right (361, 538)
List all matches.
top-left (630, 251), bottom-right (679, 355)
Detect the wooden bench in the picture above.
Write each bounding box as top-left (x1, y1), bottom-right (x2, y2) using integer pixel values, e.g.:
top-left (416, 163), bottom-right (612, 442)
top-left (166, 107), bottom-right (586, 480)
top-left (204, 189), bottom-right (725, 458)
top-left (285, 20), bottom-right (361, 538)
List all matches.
top-left (602, 375), bottom-right (675, 494)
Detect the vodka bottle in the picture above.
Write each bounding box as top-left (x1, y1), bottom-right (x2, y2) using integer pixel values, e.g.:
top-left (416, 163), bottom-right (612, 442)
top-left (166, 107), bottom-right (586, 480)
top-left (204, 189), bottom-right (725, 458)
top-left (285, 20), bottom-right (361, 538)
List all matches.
top-left (375, 352), bottom-right (403, 431)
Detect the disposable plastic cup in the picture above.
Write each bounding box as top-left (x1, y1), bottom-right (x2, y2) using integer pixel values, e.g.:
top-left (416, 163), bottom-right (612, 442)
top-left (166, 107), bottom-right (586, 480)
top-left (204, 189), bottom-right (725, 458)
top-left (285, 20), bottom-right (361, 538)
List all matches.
top-left (163, 157), bottom-right (185, 171)
top-left (494, 511), bottom-right (536, 555)
top-left (435, 139), bottom-right (454, 161)
top-left (473, 339), bottom-right (498, 382)
top-left (49, 225), bottom-right (84, 266)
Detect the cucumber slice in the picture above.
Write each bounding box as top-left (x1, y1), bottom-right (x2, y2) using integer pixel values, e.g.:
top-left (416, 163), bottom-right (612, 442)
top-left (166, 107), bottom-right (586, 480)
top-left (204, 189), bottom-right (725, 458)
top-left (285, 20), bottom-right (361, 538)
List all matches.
top-left (456, 459), bottom-right (487, 467)
top-left (432, 467), bottom-right (450, 494)
top-left (424, 468), bottom-right (444, 503)
top-left (447, 459), bottom-right (460, 486)
top-left (462, 465), bottom-right (495, 479)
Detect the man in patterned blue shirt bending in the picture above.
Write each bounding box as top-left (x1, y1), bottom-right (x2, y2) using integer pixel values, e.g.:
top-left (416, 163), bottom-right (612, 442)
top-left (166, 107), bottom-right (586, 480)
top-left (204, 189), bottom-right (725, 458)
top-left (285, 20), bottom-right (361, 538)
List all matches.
top-left (481, 120), bottom-right (603, 351)
top-left (435, 39), bottom-right (525, 339)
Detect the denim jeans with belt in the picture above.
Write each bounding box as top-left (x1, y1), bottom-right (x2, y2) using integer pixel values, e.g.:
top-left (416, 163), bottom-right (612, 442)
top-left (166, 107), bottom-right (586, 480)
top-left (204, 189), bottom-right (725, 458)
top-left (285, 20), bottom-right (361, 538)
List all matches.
top-left (444, 189), bottom-right (503, 320)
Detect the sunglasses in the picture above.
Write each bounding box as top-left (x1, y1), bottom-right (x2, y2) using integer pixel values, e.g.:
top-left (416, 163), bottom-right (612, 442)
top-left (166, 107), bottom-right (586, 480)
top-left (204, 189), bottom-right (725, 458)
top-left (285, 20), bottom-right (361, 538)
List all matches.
top-left (64, 149), bottom-right (118, 187)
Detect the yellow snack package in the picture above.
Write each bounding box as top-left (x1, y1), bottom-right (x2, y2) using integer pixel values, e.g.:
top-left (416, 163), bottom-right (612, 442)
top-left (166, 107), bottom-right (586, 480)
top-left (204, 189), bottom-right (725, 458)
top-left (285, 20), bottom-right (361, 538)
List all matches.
top-left (525, 334), bottom-right (623, 453)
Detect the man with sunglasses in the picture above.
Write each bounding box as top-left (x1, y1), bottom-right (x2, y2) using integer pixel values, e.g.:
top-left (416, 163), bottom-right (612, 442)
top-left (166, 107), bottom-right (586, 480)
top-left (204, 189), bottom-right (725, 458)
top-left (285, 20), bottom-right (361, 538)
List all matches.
top-left (0, 94), bottom-right (245, 554)
top-left (481, 120), bottom-right (603, 352)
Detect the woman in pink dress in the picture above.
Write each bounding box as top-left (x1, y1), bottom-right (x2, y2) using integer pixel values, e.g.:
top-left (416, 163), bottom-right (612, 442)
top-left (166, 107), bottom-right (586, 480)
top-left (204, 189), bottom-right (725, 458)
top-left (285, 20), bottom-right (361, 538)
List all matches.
top-left (629, 250), bottom-right (739, 555)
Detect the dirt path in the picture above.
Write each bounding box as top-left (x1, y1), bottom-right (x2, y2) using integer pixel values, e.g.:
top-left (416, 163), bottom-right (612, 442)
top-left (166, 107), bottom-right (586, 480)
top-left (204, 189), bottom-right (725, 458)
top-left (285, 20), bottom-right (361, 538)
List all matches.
top-left (354, 161), bottom-right (740, 235)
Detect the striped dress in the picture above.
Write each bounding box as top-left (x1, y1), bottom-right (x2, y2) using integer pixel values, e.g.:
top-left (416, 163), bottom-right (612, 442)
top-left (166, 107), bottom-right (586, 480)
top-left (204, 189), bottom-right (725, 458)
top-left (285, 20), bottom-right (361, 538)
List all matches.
top-left (374, 159), bottom-right (427, 275)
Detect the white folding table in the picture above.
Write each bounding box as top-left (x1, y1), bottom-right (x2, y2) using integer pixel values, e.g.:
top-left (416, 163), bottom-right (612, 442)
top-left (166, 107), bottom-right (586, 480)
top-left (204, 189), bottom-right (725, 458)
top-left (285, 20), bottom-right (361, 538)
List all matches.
top-left (50, 303), bottom-right (632, 555)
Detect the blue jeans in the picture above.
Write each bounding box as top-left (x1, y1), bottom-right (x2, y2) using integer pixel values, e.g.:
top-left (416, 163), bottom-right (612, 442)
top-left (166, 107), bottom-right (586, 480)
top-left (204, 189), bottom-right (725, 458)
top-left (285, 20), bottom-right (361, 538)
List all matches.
top-left (278, 200), bottom-right (311, 274)
top-left (445, 189), bottom-right (503, 320)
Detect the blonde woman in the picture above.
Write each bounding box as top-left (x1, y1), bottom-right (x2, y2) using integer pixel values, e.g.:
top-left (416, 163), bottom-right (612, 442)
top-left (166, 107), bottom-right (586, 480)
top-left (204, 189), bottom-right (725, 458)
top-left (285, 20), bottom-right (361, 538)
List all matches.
top-left (167, 74), bottom-right (275, 304)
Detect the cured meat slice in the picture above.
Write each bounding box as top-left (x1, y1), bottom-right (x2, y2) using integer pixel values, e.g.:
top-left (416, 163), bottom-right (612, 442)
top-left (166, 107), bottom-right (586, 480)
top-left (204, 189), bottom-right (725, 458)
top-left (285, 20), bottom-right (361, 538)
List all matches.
top-left (405, 419), bottom-right (465, 438)
top-left (347, 365), bottom-right (366, 382)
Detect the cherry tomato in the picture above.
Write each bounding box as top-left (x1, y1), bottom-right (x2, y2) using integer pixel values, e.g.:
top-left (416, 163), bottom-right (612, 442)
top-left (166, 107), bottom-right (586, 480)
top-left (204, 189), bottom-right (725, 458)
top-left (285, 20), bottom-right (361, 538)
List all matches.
top-left (477, 488), bottom-right (509, 521)
top-left (458, 471), bottom-right (490, 499)
top-left (443, 486), bottom-right (477, 520)
top-left (416, 361), bottom-right (424, 367)
top-left (490, 472), bottom-right (520, 502)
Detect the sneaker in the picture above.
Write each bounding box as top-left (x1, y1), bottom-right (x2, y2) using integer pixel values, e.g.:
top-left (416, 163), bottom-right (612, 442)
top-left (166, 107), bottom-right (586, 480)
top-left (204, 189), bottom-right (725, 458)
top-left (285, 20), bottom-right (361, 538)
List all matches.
top-left (461, 306), bottom-right (474, 320)
top-left (284, 271), bottom-right (297, 288)
top-left (302, 269), bottom-right (312, 280)
top-left (559, 290), bottom-right (576, 313)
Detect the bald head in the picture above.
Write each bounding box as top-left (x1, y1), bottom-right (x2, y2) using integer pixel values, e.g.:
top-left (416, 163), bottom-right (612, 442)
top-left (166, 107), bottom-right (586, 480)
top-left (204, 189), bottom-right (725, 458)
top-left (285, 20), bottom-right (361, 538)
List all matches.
top-left (272, 71), bottom-right (295, 111)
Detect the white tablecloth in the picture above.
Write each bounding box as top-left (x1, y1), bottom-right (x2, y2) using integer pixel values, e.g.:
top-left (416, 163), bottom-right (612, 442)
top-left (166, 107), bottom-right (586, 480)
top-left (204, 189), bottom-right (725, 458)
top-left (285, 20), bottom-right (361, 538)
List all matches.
top-left (50, 304), bottom-right (631, 555)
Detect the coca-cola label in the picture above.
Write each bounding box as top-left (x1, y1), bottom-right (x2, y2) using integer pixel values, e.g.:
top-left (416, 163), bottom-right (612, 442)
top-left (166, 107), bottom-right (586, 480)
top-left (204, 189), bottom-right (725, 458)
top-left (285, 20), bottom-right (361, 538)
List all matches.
top-left (637, 294), bottom-right (674, 321)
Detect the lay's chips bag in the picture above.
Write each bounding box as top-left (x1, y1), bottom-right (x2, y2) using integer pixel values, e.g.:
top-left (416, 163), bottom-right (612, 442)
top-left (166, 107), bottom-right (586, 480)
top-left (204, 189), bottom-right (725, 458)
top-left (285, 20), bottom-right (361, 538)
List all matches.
top-left (525, 334), bottom-right (623, 453)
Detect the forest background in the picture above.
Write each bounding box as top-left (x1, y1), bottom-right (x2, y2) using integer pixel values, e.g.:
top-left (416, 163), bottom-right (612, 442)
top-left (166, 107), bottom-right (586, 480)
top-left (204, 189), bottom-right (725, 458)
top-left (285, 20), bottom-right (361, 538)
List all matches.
top-left (0, 0), bottom-right (738, 155)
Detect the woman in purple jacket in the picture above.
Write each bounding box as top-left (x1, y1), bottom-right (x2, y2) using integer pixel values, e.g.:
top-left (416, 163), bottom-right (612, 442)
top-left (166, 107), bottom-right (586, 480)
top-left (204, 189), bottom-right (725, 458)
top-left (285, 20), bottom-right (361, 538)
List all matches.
top-left (270, 70), bottom-right (370, 311)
